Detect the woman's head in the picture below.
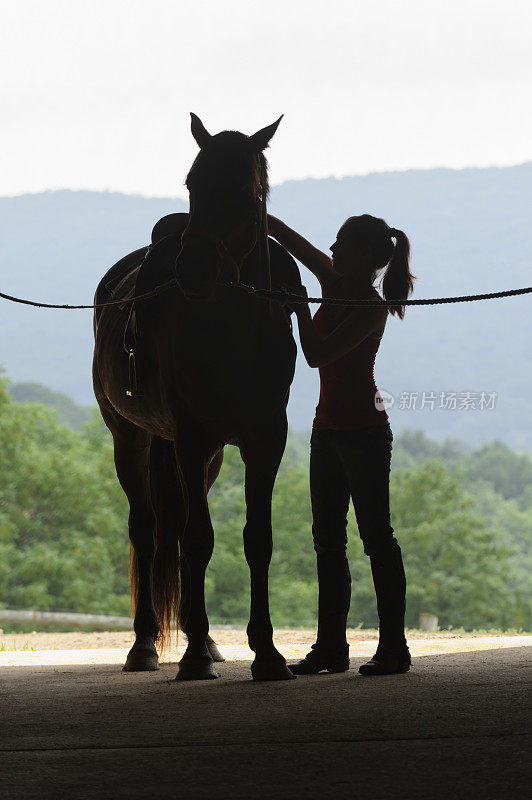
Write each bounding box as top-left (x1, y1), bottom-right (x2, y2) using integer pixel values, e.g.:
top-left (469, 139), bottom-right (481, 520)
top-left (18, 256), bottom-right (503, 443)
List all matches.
top-left (331, 214), bottom-right (416, 319)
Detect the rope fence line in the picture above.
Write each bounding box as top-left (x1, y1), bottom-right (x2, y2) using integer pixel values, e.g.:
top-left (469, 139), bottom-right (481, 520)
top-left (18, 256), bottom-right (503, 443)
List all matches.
top-left (252, 285), bottom-right (532, 307)
top-left (1, 283), bottom-right (531, 311)
top-left (0, 279), bottom-right (178, 310)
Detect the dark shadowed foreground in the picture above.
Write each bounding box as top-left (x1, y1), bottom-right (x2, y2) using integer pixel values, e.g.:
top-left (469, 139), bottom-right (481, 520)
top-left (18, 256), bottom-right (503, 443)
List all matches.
top-left (2, 633), bottom-right (530, 799)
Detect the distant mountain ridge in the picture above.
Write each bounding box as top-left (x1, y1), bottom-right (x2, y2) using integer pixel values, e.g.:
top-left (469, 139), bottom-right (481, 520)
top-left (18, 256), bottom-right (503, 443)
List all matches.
top-left (8, 381), bottom-right (94, 430)
top-left (1, 162), bottom-right (531, 448)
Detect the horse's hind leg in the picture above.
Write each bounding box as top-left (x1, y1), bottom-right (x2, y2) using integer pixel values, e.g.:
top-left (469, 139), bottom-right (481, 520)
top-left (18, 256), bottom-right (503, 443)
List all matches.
top-left (104, 413), bottom-right (159, 671)
top-left (205, 450), bottom-right (225, 663)
top-left (205, 635), bottom-right (224, 664)
top-left (240, 416), bottom-right (295, 681)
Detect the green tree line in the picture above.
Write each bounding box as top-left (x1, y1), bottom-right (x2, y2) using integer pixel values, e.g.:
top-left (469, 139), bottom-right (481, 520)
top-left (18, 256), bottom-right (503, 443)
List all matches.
top-left (0, 376), bottom-right (530, 631)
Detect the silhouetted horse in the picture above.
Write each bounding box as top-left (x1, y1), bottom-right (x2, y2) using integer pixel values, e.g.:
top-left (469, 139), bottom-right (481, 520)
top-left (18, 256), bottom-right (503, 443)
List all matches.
top-left (93, 114), bottom-right (301, 681)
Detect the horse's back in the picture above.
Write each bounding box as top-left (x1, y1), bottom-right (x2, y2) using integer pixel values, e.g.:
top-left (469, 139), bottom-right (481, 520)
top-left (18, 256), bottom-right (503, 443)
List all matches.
top-left (93, 247), bottom-right (148, 322)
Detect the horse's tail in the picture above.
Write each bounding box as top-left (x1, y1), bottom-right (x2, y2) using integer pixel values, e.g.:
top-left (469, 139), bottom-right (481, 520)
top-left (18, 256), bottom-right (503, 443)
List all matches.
top-left (130, 435), bottom-right (184, 652)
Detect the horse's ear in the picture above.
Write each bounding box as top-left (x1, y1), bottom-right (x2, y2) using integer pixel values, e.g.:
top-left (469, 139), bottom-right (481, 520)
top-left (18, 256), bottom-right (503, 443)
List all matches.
top-left (190, 113), bottom-right (212, 149)
top-left (249, 115), bottom-right (283, 151)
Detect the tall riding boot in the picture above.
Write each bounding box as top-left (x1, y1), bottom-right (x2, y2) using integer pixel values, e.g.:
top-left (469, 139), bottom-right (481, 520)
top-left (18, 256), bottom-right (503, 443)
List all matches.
top-left (315, 553), bottom-right (352, 650)
top-left (290, 553), bottom-right (351, 675)
top-left (359, 543), bottom-right (411, 676)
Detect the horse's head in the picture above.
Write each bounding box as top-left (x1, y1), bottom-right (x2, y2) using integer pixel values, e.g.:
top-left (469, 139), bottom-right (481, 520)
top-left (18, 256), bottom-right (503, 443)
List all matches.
top-left (175, 113), bottom-right (282, 301)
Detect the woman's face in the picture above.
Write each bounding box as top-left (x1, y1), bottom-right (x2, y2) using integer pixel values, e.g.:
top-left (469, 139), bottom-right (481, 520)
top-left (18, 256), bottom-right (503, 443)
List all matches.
top-left (330, 226), bottom-right (367, 275)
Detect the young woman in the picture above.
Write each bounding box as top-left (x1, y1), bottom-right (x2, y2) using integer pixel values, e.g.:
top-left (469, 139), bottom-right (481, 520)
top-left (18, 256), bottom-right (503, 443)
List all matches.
top-left (267, 213), bottom-right (416, 676)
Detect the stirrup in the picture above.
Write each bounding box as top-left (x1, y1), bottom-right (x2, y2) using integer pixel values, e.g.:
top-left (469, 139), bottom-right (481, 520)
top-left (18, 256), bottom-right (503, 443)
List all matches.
top-left (125, 348), bottom-right (143, 397)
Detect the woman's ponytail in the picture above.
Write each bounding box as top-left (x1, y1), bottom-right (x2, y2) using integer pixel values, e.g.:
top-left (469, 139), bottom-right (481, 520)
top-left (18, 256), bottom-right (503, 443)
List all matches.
top-left (381, 229), bottom-right (415, 320)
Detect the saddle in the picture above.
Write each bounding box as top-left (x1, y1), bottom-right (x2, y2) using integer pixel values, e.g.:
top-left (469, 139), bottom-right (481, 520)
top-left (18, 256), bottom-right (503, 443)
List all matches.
top-left (104, 212), bottom-right (302, 396)
top-left (104, 215), bottom-right (188, 309)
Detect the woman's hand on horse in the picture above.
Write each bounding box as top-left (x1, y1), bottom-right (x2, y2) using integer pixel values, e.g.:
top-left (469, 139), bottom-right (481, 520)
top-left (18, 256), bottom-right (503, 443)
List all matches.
top-left (277, 284), bottom-right (308, 316)
top-left (287, 285), bottom-right (310, 316)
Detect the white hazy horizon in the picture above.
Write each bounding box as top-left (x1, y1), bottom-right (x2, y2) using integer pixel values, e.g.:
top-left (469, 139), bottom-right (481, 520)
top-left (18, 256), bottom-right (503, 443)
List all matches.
top-left (2, 0), bottom-right (531, 197)
top-left (1, 159), bottom-right (531, 203)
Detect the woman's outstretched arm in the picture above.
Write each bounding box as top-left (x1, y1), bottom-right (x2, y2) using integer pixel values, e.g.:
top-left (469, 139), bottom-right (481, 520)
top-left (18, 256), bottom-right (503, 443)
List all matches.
top-left (267, 215), bottom-right (338, 285)
top-left (291, 288), bottom-right (386, 368)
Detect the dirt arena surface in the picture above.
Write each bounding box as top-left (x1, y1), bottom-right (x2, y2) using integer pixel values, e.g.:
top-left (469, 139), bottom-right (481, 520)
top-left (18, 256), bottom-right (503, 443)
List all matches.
top-left (2, 629), bottom-right (531, 799)
top-left (2, 626), bottom-right (527, 651)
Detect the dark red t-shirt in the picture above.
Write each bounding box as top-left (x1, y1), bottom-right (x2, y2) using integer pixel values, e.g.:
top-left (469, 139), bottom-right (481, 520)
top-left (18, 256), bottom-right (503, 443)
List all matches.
top-left (312, 303), bottom-right (389, 431)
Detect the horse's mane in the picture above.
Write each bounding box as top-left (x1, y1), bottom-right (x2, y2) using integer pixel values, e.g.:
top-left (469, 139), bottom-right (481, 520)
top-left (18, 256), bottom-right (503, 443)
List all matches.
top-left (185, 131), bottom-right (269, 202)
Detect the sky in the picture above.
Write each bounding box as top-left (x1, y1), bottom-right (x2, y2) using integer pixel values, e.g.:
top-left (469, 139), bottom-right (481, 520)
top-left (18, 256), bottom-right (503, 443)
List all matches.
top-left (2, 0), bottom-right (531, 197)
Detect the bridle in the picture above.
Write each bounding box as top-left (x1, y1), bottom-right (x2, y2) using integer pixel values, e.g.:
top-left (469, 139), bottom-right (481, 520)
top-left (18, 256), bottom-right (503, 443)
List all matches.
top-left (178, 214), bottom-right (260, 285)
top-left (177, 159), bottom-right (268, 293)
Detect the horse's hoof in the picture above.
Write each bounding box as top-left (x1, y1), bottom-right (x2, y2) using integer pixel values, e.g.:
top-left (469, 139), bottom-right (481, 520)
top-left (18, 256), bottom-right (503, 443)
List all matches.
top-left (175, 655), bottom-right (219, 681)
top-left (206, 638), bottom-right (225, 663)
top-left (251, 658), bottom-right (296, 682)
top-left (123, 648), bottom-right (159, 672)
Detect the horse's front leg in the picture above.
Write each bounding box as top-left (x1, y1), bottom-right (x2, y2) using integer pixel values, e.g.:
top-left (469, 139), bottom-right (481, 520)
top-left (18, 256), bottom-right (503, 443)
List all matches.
top-left (175, 443), bottom-right (219, 681)
top-left (241, 419), bottom-right (295, 681)
top-left (179, 449), bottom-right (225, 664)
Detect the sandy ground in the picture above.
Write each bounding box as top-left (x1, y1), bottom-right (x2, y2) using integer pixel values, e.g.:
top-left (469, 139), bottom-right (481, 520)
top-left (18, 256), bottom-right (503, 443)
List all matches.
top-left (0, 628), bottom-right (530, 667)
top-left (2, 626), bottom-right (527, 651)
top-left (2, 630), bottom-right (531, 799)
